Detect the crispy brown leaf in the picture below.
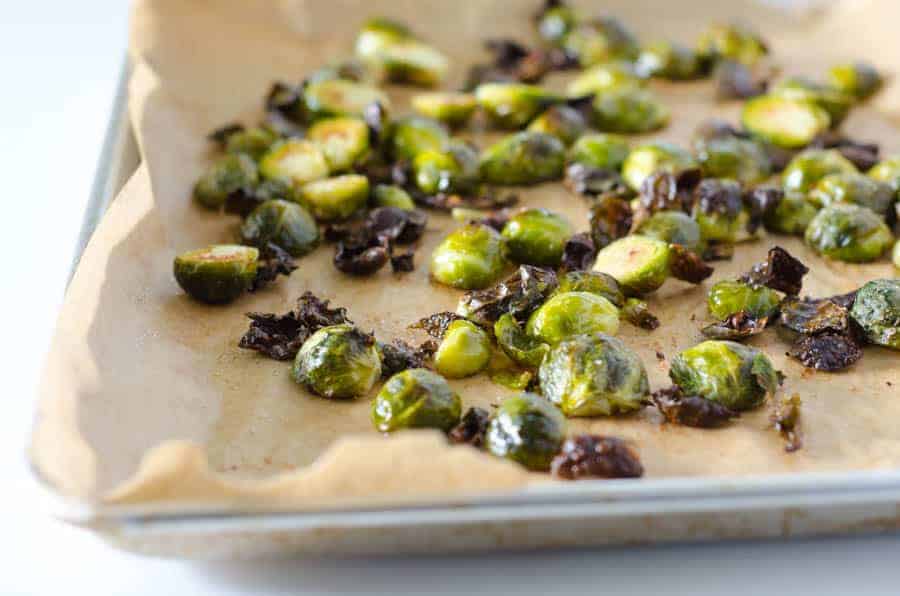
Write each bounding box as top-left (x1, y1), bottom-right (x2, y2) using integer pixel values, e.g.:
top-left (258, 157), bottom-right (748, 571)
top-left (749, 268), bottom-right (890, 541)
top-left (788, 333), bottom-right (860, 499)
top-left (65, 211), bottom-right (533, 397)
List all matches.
top-left (551, 435), bottom-right (644, 480)
top-left (743, 186), bottom-right (783, 235)
top-left (771, 393), bottom-right (803, 452)
top-left (379, 339), bottom-right (432, 377)
top-left (650, 386), bottom-right (738, 428)
top-left (741, 246), bottom-right (809, 295)
top-left (410, 312), bottom-right (465, 339)
top-left (621, 298), bottom-right (660, 330)
top-left (589, 195), bottom-right (633, 250)
top-left (456, 265), bottom-right (558, 326)
top-left (334, 234), bottom-right (390, 276)
top-left (670, 244), bottom-right (714, 284)
top-left (564, 164), bottom-right (631, 199)
top-left (448, 407), bottom-right (491, 448)
top-left (779, 296), bottom-right (851, 336)
top-left (559, 232), bottom-right (597, 272)
top-left (702, 311), bottom-right (770, 340)
top-left (788, 332), bottom-right (862, 371)
top-left (250, 242), bottom-right (298, 291)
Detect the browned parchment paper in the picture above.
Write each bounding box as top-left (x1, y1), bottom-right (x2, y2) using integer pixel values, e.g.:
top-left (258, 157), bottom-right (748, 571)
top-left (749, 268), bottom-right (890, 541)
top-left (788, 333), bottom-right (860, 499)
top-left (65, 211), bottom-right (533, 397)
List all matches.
top-left (31, 0), bottom-right (900, 507)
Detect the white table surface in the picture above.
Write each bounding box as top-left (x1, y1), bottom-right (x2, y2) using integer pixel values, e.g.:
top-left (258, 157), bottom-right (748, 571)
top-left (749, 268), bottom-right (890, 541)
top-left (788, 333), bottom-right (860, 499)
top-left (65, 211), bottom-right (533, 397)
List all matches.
top-left (3, 2), bottom-right (899, 594)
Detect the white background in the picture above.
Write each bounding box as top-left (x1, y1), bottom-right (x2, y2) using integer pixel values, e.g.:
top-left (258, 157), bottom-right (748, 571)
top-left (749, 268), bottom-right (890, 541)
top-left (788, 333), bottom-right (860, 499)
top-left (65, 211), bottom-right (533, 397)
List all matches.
top-left (2, 1), bottom-right (899, 594)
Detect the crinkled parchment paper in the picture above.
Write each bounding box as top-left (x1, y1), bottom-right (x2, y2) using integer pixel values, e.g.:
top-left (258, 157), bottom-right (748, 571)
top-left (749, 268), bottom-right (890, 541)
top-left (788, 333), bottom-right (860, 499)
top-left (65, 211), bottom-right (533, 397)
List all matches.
top-left (30, 0), bottom-right (900, 508)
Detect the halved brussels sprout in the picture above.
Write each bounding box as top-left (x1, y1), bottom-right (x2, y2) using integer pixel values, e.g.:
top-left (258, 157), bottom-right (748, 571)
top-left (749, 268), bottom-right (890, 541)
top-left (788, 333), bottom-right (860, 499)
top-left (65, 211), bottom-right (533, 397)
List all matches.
top-left (306, 59), bottom-right (372, 85)
top-left (485, 392), bottom-right (566, 471)
top-left (741, 95), bottom-right (830, 149)
top-left (591, 87), bottom-right (669, 134)
top-left (770, 77), bottom-right (853, 127)
top-left (411, 92), bottom-right (477, 127)
top-left (562, 18), bottom-right (640, 67)
top-left (475, 83), bottom-right (561, 129)
top-left (303, 79), bottom-right (391, 120)
top-left (707, 279), bottom-right (782, 320)
top-left (354, 17), bottom-right (414, 58)
top-left (850, 279), bottom-right (900, 350)
top-left (434, 320), bottom-right (492, 379)
top-left (592, 235), bottom-right (671, 295)
top-left (240, 199), bottom-right (320, 257)
top-left (804, 203), bottom-right (893, 263)
top-left (372, 368), bottom-right (462, 432)
top-left (827, 62), bottom-right (882, 100)
top-left (390, 116), bottom-right (449, 161)
top-left (635, 40), bottom-right (703, 80)
top-left (526, 291), bottom-right (620, 345)
top-left (259, 139), bottom-right (330, 189)
top-left (413, 142), bottom-right (480, 195)
top-left (193, 154), bottom-right (259, 209)
top-left (173, 244), bottom-right (258, 304)
top-left (566, 61), bottom-right (644, 97)
top-left (621, 141), bottom-right (697, 191)
top-left (696, 23), bottom-right (768, 65)
top-left (692, 178), bottom-right (744, 244)
top-left (292, 324), bottom-right (382, 399)
top-left (527, 105), bottom-right (589, 146)
top-left (539, 333), bottom-right (649, 417)
top-left (299, 174), bottom-right (370, 221)
top-left (536, 4), bottom-right (578, 44)
top-left (430, 224), bottom-right (508, 289)
top-left (479, 131), bottom-right (566, 186)
top-left (895, 240), bottom-right (900, 269)
top-left (501, 208), bottom-right (574, 267)
top-left (372, 184), bottom-right (416, 210)
top-left (375, 39), bottom-right (449, 87)
top-left (809, 172), bottom-right (894, 216)
top-left (223, 127), bottom-right (278, 160)
top-left (782, 149), bottom-right (858, 194)
top-left (634, 210), bottom-right (702, 252)
top-left (764, 192), bottom-right (818, 235)
top-left (693, 135), bottom-right (770, 185)
top-left (868, 156), bottom-right (900, 196)
top-left (494, 313), bottom-right (549, 368)
top-left (567, 133), bottom-right (630, 171)
top-left (669, 340), bottom-right (778, 411)
top-left (306, 117), bottom-right (370, 172)
top-left (555, 270), bottom-right (625, 307)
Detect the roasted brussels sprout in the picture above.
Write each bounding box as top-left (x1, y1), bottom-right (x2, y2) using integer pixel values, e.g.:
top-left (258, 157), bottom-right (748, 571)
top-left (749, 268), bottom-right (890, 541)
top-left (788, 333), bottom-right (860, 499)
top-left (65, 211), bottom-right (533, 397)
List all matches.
top-left (527, 105), bottom-right (588, 146)
top-left (259, 139), bottom-right (329, 189)
top-left (850, 279), bottom-right (900, 350)
top-left (539, 333), bottom-right (649, 417)
top-left (707, 279), bottom-right (781, 320)
top-left (591, 87), bottom-right (669, 134)
top-left (373, 40), bottom-right (449, 87)
top-left (536, 3), bottom-right (577, 45)
top-left (485, 392), bottom-right (566, 471)
top-left (621, 142), bottom-right (697, 191)
top-left (526, 291), bottom-right (620, 345)
top-left (693, 135), bottom-right (770, 185)
top-left (430, 224), bottom-right (508, 289)
top-left (306, 117), bottom-right (370, 172)
top-left (592, 235), bottom-right (671, 295)
top-left (410, 92), bottom-right (477, 127)
top-left (895, 239), bottom-right (900, 269)
top-left (193, 154), bottom-right (259, 210)
top-left (372, 368), bottom-right (462, 432)
top-left (390, 116), bottom-right (449, 161)
top-left (372, 184), bottom-right (416, 210)
top-left (413, 142), bottom-right (480, 195)
top-left (741, 95), bottom-right (830, 149)
top-left (696, 23), bottom-right (768, 65)
top-left (692, 178), bottom-right (744, 243)
top-left (764, 192), bottom-right (818, 235)
top-left (782, 149), bottom-right (858, 194)
top-left (567, 133), bottom-right (630, 171)
top-left (354, 17), bottom-right (414, 57)
top-left (240, 199), bottom-right (320, 257)
top-left (479, 131), bottom-right (566, 186)
top-left (868, 156), bottom-right (900, 196)
top-left (827, 62), bottom-right (882, 100)
top-left (299, 174), bottom-right (370, 221)
top-left (669, 340), bottom-right (778, 411)
top-left (306, 59), bottom-right (372, 85)
top-left (804, 203), bottom-right (893, 263)
top-left (494, 313), bottom-right (549, 368)
top-left (434, 320), bottom-right (492, 378)
top-left (562, 18), bottom-right (640, 67)
top-left (292, 324), bottom-right (382, 399)
top-left (223, 127), bottom-right (278, 160)
top-left (566, 61), bottom-right (644, 97)
top-left (555, 270), bottom-right (625, 307)
top-left (501, 208), bottom-right (573, 267)
top-left (303, 78), bottom-right (391, 120)
top-left (634, 211), bottom-right (702, 252)
top-left (809, 172), bottom-right (894, 216)
top-left (771, 77), bottom-right (853, 127)
top-left (636, 41), bottom-right (703, 80)
top-left (475, 83), bottom-right (560, 129)
top-left (173, 244), bottom-right (258, 304)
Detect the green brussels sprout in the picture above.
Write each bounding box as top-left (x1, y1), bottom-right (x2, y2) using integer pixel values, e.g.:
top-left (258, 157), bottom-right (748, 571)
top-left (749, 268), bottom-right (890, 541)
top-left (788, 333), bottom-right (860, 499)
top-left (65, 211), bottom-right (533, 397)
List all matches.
top-left (373, 40), bottom-right (448, 87)
top-left (693, 135), bottom-right (770, 185)
top-left (782, 149), bottom-right (858, 194)
top-left (192, 154), bottom-right (259, 209)
top-left (240, 199), bottom-right (320, 257)
top-left (494, 313), bottom-right (549, 368)
top-left (669, 340), bottom-right (778, 411)
top-left (390, 116), bottom-right (449, 161)
top-left (501, 208), bottom-right (574, 267)
top-left (804, 203), bottom-right (893, 263)
top-left (410, 92), bottom-right (477, 127)
top-left (430, 224), bottom-right (508, 289)
top-left (635, 40), bottom-right (703, 80)
top-left (566, 61), bottom-right (644, 97)
top-left (741, 95), bottom-right (831, 149)
top-left (850, 279), bottom-right (900, 350)
top-left (691, 179), bottom-right (744, 244)
top-left (413, 142), bottom-right (480, 195)
top-left (536, 4), bottom-right (578, 45)
top-left (696, 23), bottom-right (768, 65)
top-left (634, 210), bottom-right (702, 252)
top-left (770, 77), bottom-right (853, 127)
top-left (303, 79), bottom-right (391, 120)
top-left (539, 333), bottom-right (649, 417)
top-left (591, 87), bottom-right (669, 134)
top-left (562, 18), bottom-right (640, 67)
top-left (258, 139), bottom-right (330, 189)
top-left (485, 392), bottom-right (566, 471)
top-left (592, 235), bottom-right (671, 295)
top-left (474, 83), bottom-right (561, 130)
top-left (223, 127), bottom-right (278, 161)
top-left (527, 105), bottom-right (588, 146)
top-left (173, 244), bottom-right (258, 304)
top-left (354, 17), bottom-right (414, 58)
top-left (433, 319), bottom-right (492, 378)
top-left (306, 59), bottom-right (372, 85)
top-left (895, 239), bottom-right (900, 269)
top-left (479, 131), bottom-right (566, 186)
top-left (372, 184), bottom-right (416, 210)
top-left (868, 156), bottom-right (900, 196)
top-left (526, 291), bottom-right (620, 345)
top-left (292, 324), bottom-right (382, 399)
top-left (621, 141), bottom-right (697, 191)
top-left (827, 62), bottom-right (882, 100)
top-left (299, 174), bottom-right (370, 221)
top-left (567, 133), bottom-right (630, 171)
top-left (555, 270), bottom-right (625, 307)
top-left (306, 117), bottom-right (370, 172)
top-left (707, 279), bottom-right (782, 320)
top-left (764, 192), bottom-right (818, 235)
top-left (809, 172), bottom-right (894, 216)
top-left (372, 368), bottom-right (462, 432)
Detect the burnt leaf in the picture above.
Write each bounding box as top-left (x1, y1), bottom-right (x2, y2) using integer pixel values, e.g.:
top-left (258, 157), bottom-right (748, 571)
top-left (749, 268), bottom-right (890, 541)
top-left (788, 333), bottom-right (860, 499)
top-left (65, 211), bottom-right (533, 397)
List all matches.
top-left (457, 265), bottom-right (559, 326)
top-left (551, 435), bottom-right (644, 480)
top-left (621, 298), bottom-right (660, 330)
top-left (649, 386), bottom-right (738, 428)
top-left (448, 407), bottom-right (491, 448)
top-left (564, 164), bottom-right (631, 199)
top-left (410, 312), bottom-right (465, 338)
top-left (779, 296), bottom-right (850, 336)
top-left (789, 332), bottom-right (862, 371)
top-left (367, 207), bottom-right (427, 244)
top-left (743, 186), bottom-right (783, 235)
top-left (828, 290), bottom-right (858, 311)
top-left (589, 195), bottom-right (633, 250)
top-left (208, 123), bottom-right (245, 147)
top-left (694, 178), bottom-right (743, 217)
top-left (390, 250), bottom-right (415, 273)
top-left (771, 392), bottom-right (803, 453)
top-left (334, 234), bottom-right (390, 276)
top-left (714, 60), bottom-right (769, 100)
top-left (670, 244), bottom-right (714, 284)
top-left (560, 232), bottom-right (597, 272)
top-left (263, 82), bottom-right (306, 137)
top-left (363, 101), bottom-right (390, 148)
top-left (379, 339), bottom-right (431, 377)
top-left (810, 131), bottom-right (880, 171)
top-left (250, 242), bottom-right (298, 291)
top-left (702, 311), bottom-right (770, 340)
top-left (741, 246), bottom-right (808, 295)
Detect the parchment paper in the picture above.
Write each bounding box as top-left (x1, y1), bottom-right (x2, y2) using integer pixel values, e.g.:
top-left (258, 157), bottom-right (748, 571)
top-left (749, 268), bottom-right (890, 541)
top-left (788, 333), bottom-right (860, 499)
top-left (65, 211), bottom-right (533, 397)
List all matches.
top-left (31, 0), bottom-right (900, 507)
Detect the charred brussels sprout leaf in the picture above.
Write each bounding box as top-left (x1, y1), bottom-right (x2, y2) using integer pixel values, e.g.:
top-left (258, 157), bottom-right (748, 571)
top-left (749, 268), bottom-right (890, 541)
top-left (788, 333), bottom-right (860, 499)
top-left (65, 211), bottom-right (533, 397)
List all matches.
top-left (692, 178), bottom-right (744, 243)
top-left (789, 332), bottom-right (862, 371)
top-left (527, 105), bottom-right (589, 146)
top-left (259, 139), bottom-right (329, 190)
top-left (566, 61), bottom-right (644, 96)
top-left (650, 386), bottom-right (738, 428)
top-left (372, 184), bottom-right (416, 210)
top-left (434, 320), bottom-right (492, 378)
top-left (334, 234), bottom-right (389, 276)
top-left (475, 82), bottom-right (560, 129)
top-left (240, 199), bottom-right (320, 257)
top-left (448, 407), bottom-right (491, 447)
top-left (173, 245), bottom-right (258, 304)
top-left (371, 368), bottom-right (461, 433)
top-left (292, 324), bottom-right (382, 399)
top-left (779, 295), bottom-right (851, 339)
top-left (696, 23), bottom-right (768, 66)
top-left (193, 154), bottom-right (259, 209)
top-left (306, 117), bottom-right (370, 172)
top-left (669, 244), bottom-right (714, 284)
top-left (621, 142), bottom-right (697, 192)
top-left (560, 233), bottom-right (597, 272)
top-left (430, 224), bottom-right (508, 290)
top-left (413, 142), bottom-right (480, 195)
top-left (567, 133), bottom-right (630, 171)
top-left (714, 59), bottom-right (770, 100)
top-left (770, 77), bottom-right (853, 127)
top-left (501, 208), bottom-right (574, 267)
top-left (771, 393), bottom-right (803, 452)
top-left (410, 92), bottom-right (477, 127)
top-left (303, 79), bottom-right (391, 120)
top-left (300, 174), bottom-right (370, 221)
top-left (250, 243), bottom-right (297, 291)
top-left (693, 135), bottom-right (770, 185)
top-left (591, 87), bottom-right (669, 134)
top-left (551, 434), bottom-right (644, 480)
top-left (390, 116), bottom-right (449, 161)
top-left (741, 246), bottom-right (809, 296)
top-left (377, 339), bottom-right (431, 377)
top-left (635, 40), bottom-right (703, 80)
top-left (479, 131), bottom-right (566, 186)
top-left (634, 210), bottom-right (702, 252)
top-left (494, 313), bottom-right (549, 368)
top-left (828, 62), bottom-right (882, 100)
top-left (804, 203), bottom-right (893, 263)
top-left (782, 149), bottom-right (858, 194)
top-left (741, 95), bottom-right (830, 149)
top-left (526, 291), bottom-right (620, 345)
top-left (592, 235), bottom-right (671, 295)
top-left (850, 279), bottom-right (900, 350)
top-left (456, 265), bottom-right (558, 327)
top-left (707, 280), bottom-right (782, 321)
top-left (809, 172), bottom-right (894, 216)
top-left (485, 392), bottom-right (566, 471)
top-left (556, 270), bottom-right (625, 307)
top-left (764, 192), bottom-right (818, 235)
top-left (621, 298), bottom-right (660, 330)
